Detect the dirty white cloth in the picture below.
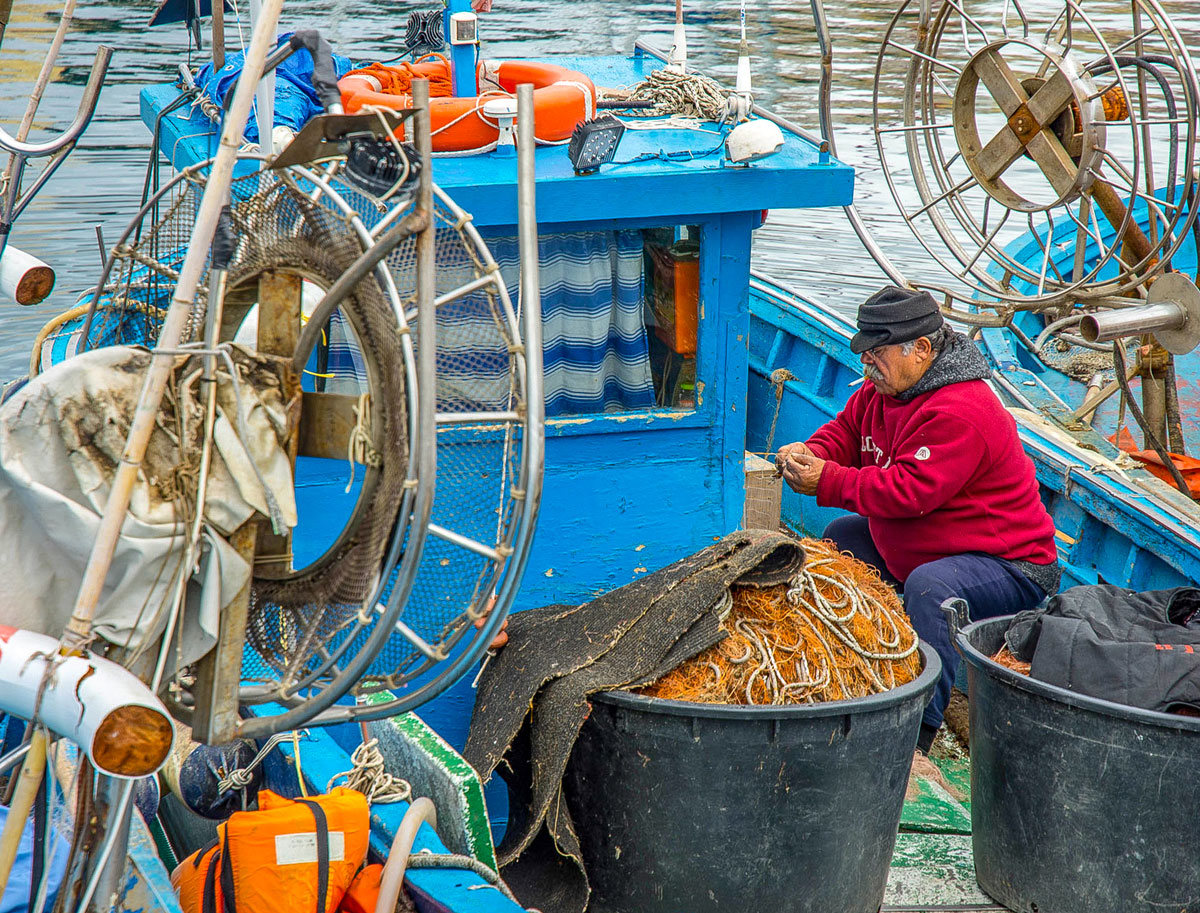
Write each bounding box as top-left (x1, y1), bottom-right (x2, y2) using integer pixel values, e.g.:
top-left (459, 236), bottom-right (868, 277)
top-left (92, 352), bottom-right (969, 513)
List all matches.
top-left (0, 344), bottom-right (297, 671)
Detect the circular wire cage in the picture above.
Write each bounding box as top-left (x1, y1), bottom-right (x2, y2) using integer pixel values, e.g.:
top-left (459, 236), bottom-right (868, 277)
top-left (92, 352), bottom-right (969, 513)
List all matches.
top-left (873, 0), bottom-right (1200, 312)
top-left (80, 154), bottom-right (540, 731)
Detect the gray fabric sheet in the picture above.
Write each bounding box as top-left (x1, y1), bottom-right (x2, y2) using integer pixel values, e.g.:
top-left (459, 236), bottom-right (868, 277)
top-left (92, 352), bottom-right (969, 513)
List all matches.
top-left (0, 345), bottom-right (297, 674)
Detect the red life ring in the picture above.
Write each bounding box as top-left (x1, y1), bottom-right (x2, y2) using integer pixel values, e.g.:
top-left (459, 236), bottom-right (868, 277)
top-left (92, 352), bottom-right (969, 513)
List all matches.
top-left (339, 58), bottom-right (596, 154)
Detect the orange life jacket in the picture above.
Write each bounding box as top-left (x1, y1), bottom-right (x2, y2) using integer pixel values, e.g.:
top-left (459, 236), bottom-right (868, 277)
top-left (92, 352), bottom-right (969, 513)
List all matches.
top-left (336, 863), bottom-right (384, 913)
top-left (172, 788), bottom-right (370, 913)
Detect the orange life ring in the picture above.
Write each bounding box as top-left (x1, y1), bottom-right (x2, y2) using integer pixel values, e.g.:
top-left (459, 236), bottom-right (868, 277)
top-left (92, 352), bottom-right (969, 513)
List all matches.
top-left (339, 58), bottom-right (596, 154)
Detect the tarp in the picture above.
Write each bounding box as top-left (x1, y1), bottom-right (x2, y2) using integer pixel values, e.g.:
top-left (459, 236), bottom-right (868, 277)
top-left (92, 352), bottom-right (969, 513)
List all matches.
top-left (0, 345), bottom-right (298, 674)
top-left (193, 33), bottom-right (355, 141)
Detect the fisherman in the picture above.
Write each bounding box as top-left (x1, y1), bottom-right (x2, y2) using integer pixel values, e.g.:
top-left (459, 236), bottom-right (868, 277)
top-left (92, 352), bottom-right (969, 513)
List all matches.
top-left (775, 285), bottom-right (1060, 754)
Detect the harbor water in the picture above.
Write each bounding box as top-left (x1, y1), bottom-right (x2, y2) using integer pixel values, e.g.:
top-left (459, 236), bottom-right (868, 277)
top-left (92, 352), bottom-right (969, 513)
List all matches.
top-left (1, 0), bottom-right (1198, 378)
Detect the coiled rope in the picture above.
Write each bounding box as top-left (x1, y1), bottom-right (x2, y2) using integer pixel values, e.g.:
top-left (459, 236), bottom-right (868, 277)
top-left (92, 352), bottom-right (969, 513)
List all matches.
top-left (327, 738), bottom-right (412, 804)
top-left (642, 539), bottom-right (921, 705)
top-left (608, 69), bottom-right (728, 121)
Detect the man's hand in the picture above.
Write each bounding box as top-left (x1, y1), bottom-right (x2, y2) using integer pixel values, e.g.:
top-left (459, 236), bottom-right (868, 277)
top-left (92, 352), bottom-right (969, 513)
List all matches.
top-left (774, 441), bottom-right (813, 476)
top-left (780, 450), bottom-right (826, 496)
top-left (473, 595), bottom-right (509, 649)
top-left (471, 0), bottom-right (494, 11)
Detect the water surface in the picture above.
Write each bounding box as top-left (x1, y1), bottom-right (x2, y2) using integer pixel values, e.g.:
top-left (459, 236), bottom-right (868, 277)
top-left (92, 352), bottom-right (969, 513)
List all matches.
top-left (1, 0), bottom-right (1197, 376)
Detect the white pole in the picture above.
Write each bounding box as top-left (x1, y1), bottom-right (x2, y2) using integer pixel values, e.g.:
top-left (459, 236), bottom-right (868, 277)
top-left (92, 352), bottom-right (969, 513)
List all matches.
top-left (250, 0), bottom-right (276, 155)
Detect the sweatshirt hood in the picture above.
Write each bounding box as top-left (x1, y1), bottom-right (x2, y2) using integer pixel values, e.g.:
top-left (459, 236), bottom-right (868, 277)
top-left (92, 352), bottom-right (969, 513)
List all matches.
top-left (896, 330), bottom-right (992, 402)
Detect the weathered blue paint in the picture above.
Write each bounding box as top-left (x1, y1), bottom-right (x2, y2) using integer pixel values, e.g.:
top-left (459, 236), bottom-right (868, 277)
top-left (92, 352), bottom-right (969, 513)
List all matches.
top-left (141, 64), bottom-right (853, 765)
top-left (746, 272), bottom-right (1200, 593)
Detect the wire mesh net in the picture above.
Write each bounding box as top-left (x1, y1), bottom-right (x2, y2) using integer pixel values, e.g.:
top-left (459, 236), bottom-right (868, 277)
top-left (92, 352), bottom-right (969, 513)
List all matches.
top-left (356, 196), bottom-right (528, 693)
top-left (80, 158), bottom-right (530, 709)
top-left (640, 539), bottom-right (921, 705)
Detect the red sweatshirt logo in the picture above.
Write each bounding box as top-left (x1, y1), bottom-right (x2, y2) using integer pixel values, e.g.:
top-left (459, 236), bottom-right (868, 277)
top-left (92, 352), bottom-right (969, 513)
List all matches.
top-left (861, 436), bottom-right (892, 468)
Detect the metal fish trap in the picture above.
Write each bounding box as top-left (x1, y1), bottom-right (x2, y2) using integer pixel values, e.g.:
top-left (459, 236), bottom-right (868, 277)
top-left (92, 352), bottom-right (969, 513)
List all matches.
top-left (81, 146), bottom-right (542, 737)
top-left (642, 539), bottom-right (921, 705)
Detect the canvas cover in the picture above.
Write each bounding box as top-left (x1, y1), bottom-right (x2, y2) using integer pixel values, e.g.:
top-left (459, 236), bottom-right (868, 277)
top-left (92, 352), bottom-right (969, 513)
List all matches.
top-left (0, 345), bottom-right (298, 672)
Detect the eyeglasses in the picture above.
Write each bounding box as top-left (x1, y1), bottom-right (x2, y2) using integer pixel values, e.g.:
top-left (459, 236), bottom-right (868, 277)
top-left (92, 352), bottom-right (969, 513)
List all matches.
top-left (862, 344), bottom-right (896, 362)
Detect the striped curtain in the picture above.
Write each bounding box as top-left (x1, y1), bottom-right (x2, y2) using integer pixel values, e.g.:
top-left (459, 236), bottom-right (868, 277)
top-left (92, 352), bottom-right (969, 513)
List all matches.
top-left (488, 229), bottom-right (655, 416)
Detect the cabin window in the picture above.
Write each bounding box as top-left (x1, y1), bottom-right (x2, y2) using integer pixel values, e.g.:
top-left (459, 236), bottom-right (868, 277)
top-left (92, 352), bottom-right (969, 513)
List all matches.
top-left (484, 224), bottom-right (702, 417)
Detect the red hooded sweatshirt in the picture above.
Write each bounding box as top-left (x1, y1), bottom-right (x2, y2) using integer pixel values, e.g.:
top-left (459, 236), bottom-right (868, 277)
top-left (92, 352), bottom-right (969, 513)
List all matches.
top-left (807, 348), bottom-right (1057, 584)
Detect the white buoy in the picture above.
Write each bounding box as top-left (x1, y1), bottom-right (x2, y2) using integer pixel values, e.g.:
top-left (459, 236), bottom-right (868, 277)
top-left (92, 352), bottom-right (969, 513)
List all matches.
top-left (0, 245), bottom-right (55, 305)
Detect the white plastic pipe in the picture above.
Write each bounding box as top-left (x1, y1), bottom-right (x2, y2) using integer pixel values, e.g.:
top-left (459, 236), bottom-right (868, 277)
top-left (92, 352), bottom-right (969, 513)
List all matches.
top-left (373, 798), bottom-right (438, 913)
top-left (0, 627), bottom-right (174, 778)
top-left (0, 245), bottom-right (54, 305)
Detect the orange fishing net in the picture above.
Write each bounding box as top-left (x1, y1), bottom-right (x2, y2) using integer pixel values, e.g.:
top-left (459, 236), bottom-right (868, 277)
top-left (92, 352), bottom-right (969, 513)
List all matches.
top-left (345, 55), bottom-right (455, 98)
top-left (991, 645), bottom-right (1031, 676)
top-left (640, 539), bottom-right (921, 705)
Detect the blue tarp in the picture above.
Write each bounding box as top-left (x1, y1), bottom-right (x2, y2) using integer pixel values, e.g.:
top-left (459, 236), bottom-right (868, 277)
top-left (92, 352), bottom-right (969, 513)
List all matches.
top-left (0, 805), bottom-right (70, 913)
top-left (193, 32), bottom-right (355, 140)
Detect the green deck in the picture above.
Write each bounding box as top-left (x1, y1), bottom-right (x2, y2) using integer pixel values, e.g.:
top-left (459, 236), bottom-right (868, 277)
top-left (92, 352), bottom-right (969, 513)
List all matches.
top-left (883, 758), bottom-right (1003, 912)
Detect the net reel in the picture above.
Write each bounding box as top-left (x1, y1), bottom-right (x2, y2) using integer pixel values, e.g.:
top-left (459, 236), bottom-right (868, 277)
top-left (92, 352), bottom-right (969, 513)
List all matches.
top-left (873, 0), bottom-right (1200, 314)
top-left (82, 136), bottom-right (542, 737)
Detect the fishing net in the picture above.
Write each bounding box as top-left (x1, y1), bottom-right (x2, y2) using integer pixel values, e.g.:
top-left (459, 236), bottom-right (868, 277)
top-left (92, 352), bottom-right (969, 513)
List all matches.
top-left (80, 163), bottom-right (411, 695)
top-left (640, 538), bottom-right (921, 704)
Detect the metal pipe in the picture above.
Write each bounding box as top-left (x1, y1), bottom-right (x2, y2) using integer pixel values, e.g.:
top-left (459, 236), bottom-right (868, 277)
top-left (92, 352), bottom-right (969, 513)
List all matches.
top-left (1079, 302), bottom-right (1187, 343)
top-left (0, 44), bottom-right (110, 158)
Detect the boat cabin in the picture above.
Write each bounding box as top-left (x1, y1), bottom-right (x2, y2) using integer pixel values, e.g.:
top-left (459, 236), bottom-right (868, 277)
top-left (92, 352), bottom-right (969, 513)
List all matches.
top-left (141, 43), bottom-right (853, 754)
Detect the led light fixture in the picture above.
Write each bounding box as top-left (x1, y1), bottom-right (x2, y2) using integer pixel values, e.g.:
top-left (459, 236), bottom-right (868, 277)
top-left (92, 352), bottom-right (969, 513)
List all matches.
top-left (567, 115), bottom-right (626, 175)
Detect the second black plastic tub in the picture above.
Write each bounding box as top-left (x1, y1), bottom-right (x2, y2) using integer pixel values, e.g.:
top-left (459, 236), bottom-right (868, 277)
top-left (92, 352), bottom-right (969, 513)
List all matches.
top-left (960, 616), bottom-right (1200, 913)
top-left (562, 642), bottom-right (940, 913)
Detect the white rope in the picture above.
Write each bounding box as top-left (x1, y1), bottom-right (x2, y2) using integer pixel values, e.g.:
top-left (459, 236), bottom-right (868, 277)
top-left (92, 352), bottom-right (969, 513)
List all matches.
top-left (326, 738), bottom-right (412, 804)
top-left (345, 391), bottom-right (382, 493)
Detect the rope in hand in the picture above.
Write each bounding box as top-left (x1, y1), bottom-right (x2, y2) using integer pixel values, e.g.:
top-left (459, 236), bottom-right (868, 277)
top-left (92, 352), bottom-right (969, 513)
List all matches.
top-left (764, 368), bottom-right (796, 456)
top-left (327, 738), bottom-right (412, 804)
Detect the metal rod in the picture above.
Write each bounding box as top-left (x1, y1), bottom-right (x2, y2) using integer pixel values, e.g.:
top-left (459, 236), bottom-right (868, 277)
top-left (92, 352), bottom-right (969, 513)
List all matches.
top-left (1079, 302), bottom-right (1186, 343)
top-left (240, 86), bottom-right (440, 739)
top-left (1090, 180), bottom-right (1155, 267)
top-left (0, 44), bottom-right (110, 158)
top-left (1, 0), bottom-right (78, 190)
top-left (807, 0), bottom-right (909, 288)
top-left (61, 0), bottom-right (286, 649)
top-left (426, 523), bottom-right (502, 562)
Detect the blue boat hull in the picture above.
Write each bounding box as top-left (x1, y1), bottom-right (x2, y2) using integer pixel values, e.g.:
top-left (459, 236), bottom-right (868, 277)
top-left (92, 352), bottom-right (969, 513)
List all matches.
top-left (746, 272), bottom-right (1200, 593)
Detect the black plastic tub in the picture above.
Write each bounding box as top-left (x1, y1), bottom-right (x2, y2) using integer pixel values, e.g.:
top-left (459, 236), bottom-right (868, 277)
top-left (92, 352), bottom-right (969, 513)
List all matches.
top-left (959, 616), bottom-right (1200, 913)
top-left (562, 642), bottom-right (940, 913)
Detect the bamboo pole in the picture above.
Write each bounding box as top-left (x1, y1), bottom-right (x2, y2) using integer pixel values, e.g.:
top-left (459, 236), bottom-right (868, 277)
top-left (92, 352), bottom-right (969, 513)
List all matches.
top-left (2, 0), bottom-right (79, 193)
top-left (0, 730), bottom-right (47, 891)
top-left (61, 0), bottom-right (287, 649)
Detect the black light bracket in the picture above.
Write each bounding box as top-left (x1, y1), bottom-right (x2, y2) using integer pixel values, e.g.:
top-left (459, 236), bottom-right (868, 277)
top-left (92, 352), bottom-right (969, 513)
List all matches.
top-left (567, 115), bottom-right (626, 175)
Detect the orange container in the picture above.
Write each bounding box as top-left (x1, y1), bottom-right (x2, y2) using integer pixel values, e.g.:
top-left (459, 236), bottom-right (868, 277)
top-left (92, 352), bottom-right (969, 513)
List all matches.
top-left (649, 240), bottom-right (700, 356)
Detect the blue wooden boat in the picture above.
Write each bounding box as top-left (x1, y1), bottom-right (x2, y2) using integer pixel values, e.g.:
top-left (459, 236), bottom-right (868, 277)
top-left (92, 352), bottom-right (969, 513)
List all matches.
top-left (10, 0), bottom-right (1200, 910)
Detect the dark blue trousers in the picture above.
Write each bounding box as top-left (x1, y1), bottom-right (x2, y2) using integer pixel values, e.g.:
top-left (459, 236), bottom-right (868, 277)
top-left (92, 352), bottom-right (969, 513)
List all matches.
top-left (823, 515), bottom-right (1046, 729)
